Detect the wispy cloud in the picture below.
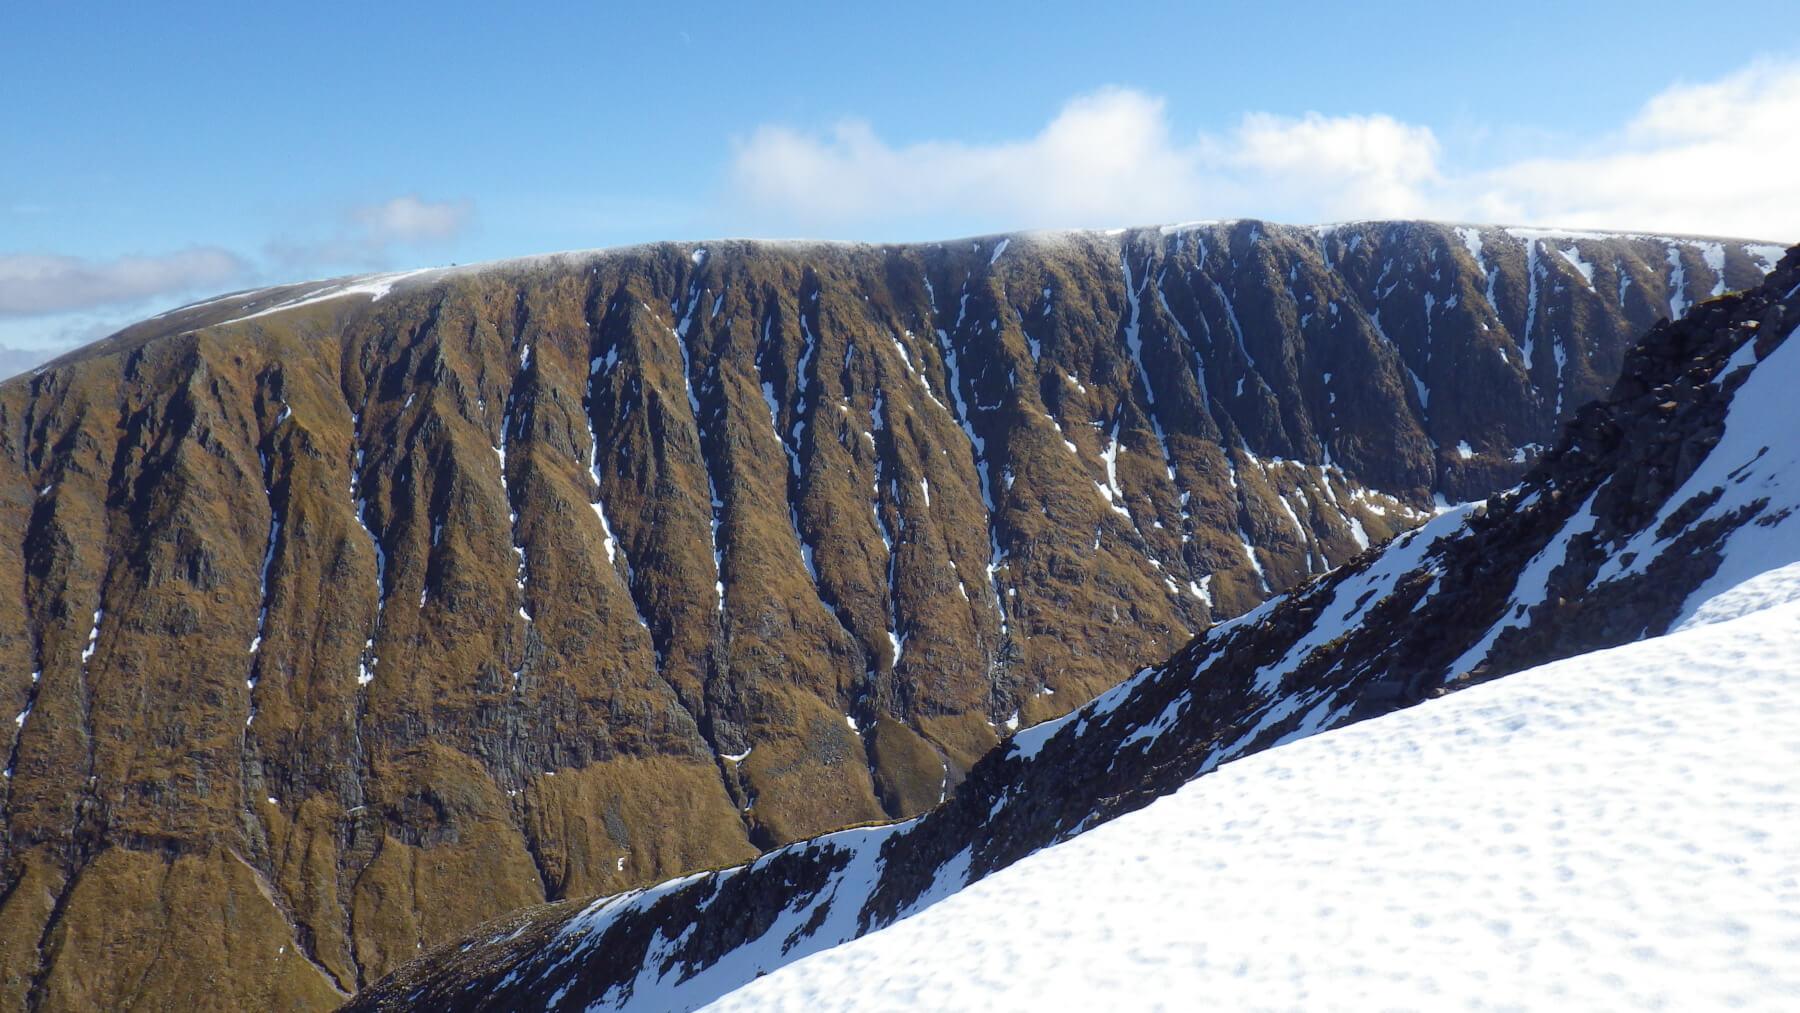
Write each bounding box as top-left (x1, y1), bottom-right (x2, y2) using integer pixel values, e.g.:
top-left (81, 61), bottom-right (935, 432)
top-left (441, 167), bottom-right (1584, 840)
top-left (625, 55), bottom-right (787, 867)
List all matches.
top-left (2, 194), bottom-right (472, 324)
top-left (266, 195), bottom-right (473, 270)
top-left (0, 248), bottom-right (250, 317)
top-left (730, 60), bottom-right (1800, 241)
top-left (352, 195), bottom-right (472, 245)
top-left (0, 194), bottom-right (471, 357)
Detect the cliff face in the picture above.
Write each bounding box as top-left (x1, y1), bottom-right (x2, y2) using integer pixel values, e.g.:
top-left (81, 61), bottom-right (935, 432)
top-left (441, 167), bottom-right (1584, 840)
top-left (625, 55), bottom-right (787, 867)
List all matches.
top-left (347, 244), bottom-right (1800, 1013)
top-left (0, 221), bottom-right (1778, 1007)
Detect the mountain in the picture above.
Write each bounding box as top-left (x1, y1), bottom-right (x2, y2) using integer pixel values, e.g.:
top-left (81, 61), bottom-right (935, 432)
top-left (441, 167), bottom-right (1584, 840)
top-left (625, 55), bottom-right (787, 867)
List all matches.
top-left (0, 222), bottom-right (1782, 1008)
top-left (699, 590), bottom-right (1800, 1011)
top-left (344, 244), bottom-right (1800, 1011)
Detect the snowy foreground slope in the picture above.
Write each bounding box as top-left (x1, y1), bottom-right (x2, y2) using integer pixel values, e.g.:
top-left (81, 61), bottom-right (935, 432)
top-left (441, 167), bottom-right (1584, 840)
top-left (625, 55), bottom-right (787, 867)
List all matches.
top-left (348, 248), bottom-right (1800, 1011)
top-left (708, 594), bottom-right (1800, 1012)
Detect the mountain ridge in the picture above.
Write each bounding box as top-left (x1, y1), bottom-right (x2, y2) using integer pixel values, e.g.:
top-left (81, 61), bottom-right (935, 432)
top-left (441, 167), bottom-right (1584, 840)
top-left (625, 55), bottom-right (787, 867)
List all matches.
top-left (25, 220), bottom-right (1787, 382)
top-left (0, 220), bottom-right (1783, 1009)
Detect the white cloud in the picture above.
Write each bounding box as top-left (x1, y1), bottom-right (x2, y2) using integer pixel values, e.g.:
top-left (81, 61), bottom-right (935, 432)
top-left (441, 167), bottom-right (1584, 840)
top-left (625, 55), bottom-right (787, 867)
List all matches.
top-left (266, 194), bottom-right (472, 270)
top-left (1464, 60), bottom-right (1800, 239)
top-left (730, 88), bottom-right (1213, 231)
top-left (352, 195), bottom-right (471, 245)
top-left (1, 194), bottom-right (470, 325)
top-left (0, 248), bottom-right (248, 317)
top-left (729, 60), bottom-right (1800, 241)
top-left (1223, 113), bottom-right (1442, 221)
top-left (0, 193), bottom-right (472, 358)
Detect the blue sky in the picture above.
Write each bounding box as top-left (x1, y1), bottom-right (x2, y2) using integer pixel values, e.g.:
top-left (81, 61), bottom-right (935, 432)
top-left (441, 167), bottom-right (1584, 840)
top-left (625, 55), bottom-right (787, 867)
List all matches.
top-left (3, 2), bottom-right (1796, 357)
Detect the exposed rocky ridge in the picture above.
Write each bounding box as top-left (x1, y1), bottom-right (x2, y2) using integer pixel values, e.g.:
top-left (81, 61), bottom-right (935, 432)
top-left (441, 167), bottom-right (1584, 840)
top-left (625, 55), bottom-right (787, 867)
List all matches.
top-left (0, 222), bottom-right (1779, 1009)
top-left (345, 246), bottom-right (1800, 1012)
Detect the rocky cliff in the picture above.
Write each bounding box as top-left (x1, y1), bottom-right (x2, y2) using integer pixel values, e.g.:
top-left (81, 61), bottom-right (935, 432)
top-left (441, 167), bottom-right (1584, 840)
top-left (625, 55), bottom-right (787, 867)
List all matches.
top-left (347, 242), bottom-right (1800, 1012)
top-left (0, 221), bottom-right (1780, 1008)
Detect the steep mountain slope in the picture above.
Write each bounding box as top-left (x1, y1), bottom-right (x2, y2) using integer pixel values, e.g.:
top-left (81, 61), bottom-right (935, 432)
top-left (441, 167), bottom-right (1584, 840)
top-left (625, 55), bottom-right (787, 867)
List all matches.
top-left (703, 594), bottom-right (1800, 1011)
top-left (347, 245), bottom-right (1800, 1011)
top-left (0, 222), bottom-right (1779, 1007)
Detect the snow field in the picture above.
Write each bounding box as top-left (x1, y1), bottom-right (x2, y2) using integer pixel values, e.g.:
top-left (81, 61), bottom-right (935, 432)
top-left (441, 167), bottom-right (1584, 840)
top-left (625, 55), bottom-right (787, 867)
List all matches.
top-left (703, 599), bottom-right (1800, 1012)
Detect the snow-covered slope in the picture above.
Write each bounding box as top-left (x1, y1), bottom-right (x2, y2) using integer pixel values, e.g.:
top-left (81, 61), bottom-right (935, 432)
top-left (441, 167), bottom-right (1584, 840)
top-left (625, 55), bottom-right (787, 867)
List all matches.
top-left (347, 245), bottom-right (1800, 1012)
top-left (705, 596), bottom-right (1800, 1012)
